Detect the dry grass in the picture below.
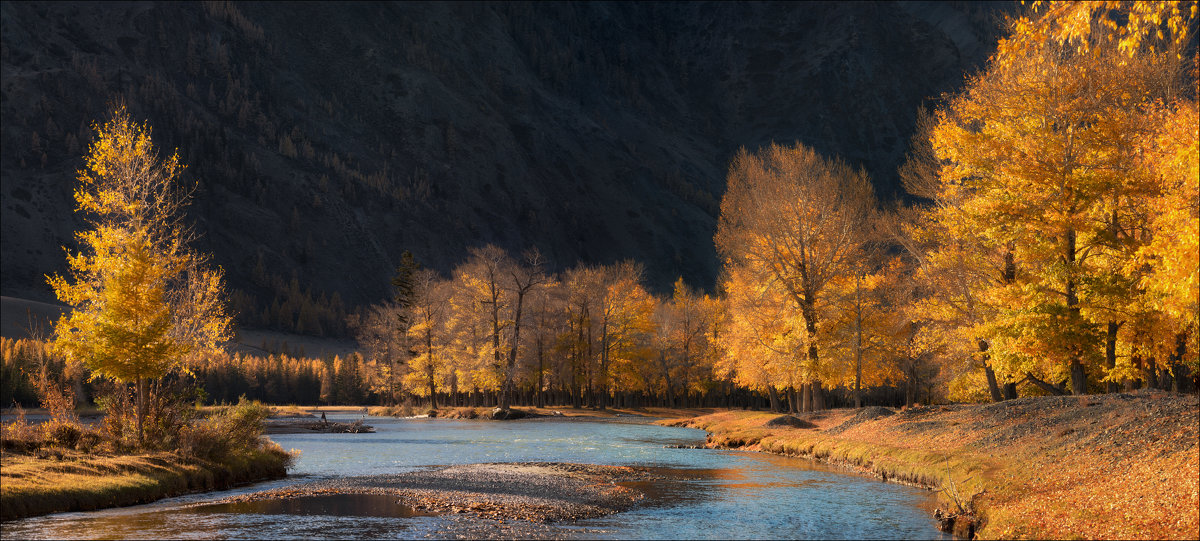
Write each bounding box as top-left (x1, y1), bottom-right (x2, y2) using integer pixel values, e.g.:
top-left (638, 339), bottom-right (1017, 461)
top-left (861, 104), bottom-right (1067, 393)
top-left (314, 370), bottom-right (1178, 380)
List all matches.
top-left (367, 405), bottom-right (414, 417)
top-left (662, 393), bottom-right (1199, 540)
top-left (521, 405), bottom-right (719, 419)
top-left (0, 447), bottom-right (289, 520)
top-left (1, 399), bottom-right (295, 520)
top-left (268, 405), bottom-right (315, 418)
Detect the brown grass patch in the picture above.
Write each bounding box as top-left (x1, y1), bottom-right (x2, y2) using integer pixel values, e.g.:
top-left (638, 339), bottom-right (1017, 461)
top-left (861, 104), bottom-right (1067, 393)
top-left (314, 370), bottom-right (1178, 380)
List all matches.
top-left (1, 446), bottom-right (291, 520)
top-left (662, 394), bottom-right (1199, 540)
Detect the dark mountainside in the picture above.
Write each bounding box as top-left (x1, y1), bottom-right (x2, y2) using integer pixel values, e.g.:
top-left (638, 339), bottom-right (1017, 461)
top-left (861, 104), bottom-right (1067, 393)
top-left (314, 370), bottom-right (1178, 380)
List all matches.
top-left (0, 1), bottom-right (1011, 337)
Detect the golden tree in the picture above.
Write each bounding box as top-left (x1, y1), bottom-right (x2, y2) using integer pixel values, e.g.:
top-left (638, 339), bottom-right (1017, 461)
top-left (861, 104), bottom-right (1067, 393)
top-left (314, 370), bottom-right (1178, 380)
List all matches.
top-left (592, 261), bottom-right (655, 410)
top-left (931, 2), bottom-right (1192, 394)
top-left (49, 107), bottom-right (231, 446)
top-left (717, 259), bottom-right (809, 412)
top-left (895, 106), bottom-right (1017, 402)
top-left (1131, 96), bottom-right (1200, 377)
top-left (715, 142), bottom-right (875, 410)
top-left (403, 268), bottom-right (452, 407)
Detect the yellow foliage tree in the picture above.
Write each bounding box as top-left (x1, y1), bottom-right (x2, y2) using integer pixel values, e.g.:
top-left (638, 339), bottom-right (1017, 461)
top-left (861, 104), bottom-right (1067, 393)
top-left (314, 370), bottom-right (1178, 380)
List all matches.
top-left (1133, 97), bottom-right (1200, 375)
top-left (931, 2), bottom-right (1190, 394)
top-left (593, 261), bottom-right (656, 410)
top-left (48, 107), bottom-right (232, 446)
top-left (895, 105), bottom-right (1018, 402)
top-left (717, 260), bottom-right (808, 412)
top-left (715, 142), bottom-right (875, 410)
top-left (403, 269), bottom-right (452, 407)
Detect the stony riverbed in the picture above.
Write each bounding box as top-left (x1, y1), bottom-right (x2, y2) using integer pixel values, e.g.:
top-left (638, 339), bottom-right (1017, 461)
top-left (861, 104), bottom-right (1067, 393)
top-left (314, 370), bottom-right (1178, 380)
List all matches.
top-left (198, 462), bottom-right (656, 523)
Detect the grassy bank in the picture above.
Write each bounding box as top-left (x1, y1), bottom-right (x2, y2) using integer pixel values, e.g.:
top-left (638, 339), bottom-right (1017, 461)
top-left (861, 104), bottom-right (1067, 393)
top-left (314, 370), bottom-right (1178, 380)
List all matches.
top-left (1, 446), bottom-right (290, 521)
top-left (1, 400), bottom-right (295, 521)
top-left (660, 392), bottom-right (1199, 540)
top-left (367, 404), bottom-right (719, 419)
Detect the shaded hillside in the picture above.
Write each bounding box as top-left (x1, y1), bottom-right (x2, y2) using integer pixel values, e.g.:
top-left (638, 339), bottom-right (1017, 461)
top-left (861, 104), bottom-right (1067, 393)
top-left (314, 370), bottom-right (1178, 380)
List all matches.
top-left (0, 1), bottom-right (1011, 335)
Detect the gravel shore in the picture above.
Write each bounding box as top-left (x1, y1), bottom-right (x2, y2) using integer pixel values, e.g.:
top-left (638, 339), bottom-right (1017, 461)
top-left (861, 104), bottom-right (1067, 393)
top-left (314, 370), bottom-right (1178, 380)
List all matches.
top-left (206, 462), bottom-right (656, 522)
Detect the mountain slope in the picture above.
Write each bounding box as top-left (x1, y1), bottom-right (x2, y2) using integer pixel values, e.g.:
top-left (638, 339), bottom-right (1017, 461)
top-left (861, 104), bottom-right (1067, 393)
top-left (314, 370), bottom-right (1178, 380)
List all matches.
top-left (0, 1), bottom-right (1011, 335)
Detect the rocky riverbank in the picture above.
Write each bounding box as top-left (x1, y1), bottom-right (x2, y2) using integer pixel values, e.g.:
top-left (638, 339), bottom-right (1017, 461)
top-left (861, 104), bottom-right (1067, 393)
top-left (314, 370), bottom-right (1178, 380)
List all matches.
top-left (203, 462), bottom-right (653, 523)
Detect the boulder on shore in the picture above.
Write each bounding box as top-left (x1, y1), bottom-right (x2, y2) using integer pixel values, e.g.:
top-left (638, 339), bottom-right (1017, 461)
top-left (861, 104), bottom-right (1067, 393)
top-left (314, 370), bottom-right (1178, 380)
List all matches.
top-left (489, 408), bottom-right (528, 420)
top-left (764, 415), bottom-right (817, 429)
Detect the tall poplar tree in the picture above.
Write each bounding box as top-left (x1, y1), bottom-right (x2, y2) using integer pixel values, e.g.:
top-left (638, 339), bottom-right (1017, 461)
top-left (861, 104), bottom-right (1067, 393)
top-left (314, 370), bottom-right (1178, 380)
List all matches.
top-left (715, 142), bottom-right (875, 410)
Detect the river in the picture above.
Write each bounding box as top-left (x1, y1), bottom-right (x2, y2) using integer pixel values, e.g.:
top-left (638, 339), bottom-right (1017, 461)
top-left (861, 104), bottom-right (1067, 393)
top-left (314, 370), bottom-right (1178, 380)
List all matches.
top-left (3, 414), bottom-right (950, 539)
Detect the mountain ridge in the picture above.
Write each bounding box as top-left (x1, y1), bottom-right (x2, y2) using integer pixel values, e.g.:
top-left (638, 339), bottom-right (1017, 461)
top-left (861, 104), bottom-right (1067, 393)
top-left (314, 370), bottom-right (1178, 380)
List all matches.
top-left (0, 1), bottom-right (1012, 335)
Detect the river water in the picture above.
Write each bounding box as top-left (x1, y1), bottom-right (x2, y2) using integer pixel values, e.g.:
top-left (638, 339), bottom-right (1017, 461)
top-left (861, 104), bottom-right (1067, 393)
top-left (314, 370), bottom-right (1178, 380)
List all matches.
top-left (3, 414), bottom-right (949, 539)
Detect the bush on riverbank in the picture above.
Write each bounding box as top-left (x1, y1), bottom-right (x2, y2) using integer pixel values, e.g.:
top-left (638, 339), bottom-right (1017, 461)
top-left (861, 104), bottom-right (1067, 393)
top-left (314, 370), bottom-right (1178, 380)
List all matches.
top-left (0, 445), bottom-right (291, 521)
top-left (662, 392), bottom-right (1199, 540)
top-left (0, 398), bottom-right (294, 521)
top-left (367, 404), bottom-right (416, 417)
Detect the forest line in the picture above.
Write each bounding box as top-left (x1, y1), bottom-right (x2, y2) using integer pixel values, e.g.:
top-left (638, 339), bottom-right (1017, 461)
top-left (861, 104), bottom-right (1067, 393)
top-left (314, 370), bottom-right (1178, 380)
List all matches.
top-left (3, 2), bottom-right (1196, 417)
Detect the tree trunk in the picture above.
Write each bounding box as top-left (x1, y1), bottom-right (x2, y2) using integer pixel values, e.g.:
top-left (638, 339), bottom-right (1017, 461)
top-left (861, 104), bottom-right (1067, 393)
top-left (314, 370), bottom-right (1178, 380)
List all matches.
top-left (801, 383), bottom-right (812, 412)
top-left (136, 378), bottom-right (148, 447)
top-left (1025, 373), bottom-right (1067, 395)
top-left (854, 274), bottom-right (864, 408)
top-left (978, 340), bottom-right (1004, 402)
top-left (426, 328), bottom-right (437, 409)
top-left (536, 337), bottom-right (545, 408)
top-left (501, 289), bottom-right (528, 411)
top-left (766, 386), bottom-right (781, 413)
top-left (1172, 363), bottom-right (1192, 394)
top-left (1070, 360), bottom-right (1087, 395)
top-left (1065, 228), bottom-right (1087, 396)
top-left (1170, 332), bottom-right (1190, 393)
top-left (1002, 382), bottom-right (1018, 400)
top-left (1105, 321), bottom-right (1121, 393)
top-left (813, 379), bottom-right (825, 410)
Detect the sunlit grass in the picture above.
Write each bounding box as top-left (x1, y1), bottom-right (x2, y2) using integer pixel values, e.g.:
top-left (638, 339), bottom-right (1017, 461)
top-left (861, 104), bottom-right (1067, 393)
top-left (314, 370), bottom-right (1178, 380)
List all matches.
top-left (0, 447), bottom-right (288, 520)
top-left (664, 396), bottom-right (1199, 540)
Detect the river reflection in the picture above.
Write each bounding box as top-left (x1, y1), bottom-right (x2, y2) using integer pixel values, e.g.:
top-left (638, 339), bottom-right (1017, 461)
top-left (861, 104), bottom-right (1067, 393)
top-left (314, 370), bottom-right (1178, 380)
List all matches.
top-left (3, 415), bottom-right (950, 539)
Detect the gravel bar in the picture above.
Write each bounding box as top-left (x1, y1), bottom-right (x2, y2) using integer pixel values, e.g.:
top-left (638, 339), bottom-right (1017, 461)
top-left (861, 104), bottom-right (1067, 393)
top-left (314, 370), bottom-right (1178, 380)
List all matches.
top-left (206, 462), bottom-right (658, 522)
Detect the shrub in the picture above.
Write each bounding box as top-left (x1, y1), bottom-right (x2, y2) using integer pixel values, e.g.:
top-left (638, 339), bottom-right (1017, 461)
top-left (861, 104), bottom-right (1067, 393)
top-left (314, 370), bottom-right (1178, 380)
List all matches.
top-left (178, 397), bottom-right (289, 468)
top-left (0, 407), bottom-right (38, 452)
top-left (43, 422), bottom-right (82, 448)
top-left (93, 378), bottom-right (202, 452)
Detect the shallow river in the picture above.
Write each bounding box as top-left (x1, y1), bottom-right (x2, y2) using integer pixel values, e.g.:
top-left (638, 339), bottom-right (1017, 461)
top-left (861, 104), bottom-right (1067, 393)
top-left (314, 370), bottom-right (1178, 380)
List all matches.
top-left (4, 414), bottom-right (949, 539)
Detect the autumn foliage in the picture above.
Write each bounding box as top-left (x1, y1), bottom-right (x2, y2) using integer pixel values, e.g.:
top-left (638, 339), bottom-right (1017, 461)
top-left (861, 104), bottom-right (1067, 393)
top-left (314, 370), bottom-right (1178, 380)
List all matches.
top-left (13, 3), bottom-right (1194, 416)
top-left (47, 107), bottom-right (233, 445)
